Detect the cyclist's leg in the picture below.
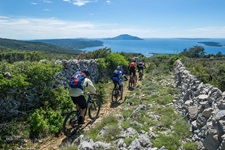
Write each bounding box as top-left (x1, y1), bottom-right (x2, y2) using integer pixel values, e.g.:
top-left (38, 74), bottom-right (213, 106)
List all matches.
top-left (118, 80), bottom-right (122, 91)
top-left (72, 95), bottom-right (87, 124)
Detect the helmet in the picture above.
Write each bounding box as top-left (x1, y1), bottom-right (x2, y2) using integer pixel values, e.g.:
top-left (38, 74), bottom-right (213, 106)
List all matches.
top-left (117, 66), bottom-right (121, 70)
top-left (82, 70), bottom-right (90, 76)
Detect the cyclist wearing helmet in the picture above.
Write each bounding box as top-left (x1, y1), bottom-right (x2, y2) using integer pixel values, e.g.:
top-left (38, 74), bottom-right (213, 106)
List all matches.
top-left (112, 66), bottom-right (128, 90)
top-left (128, 60), bottom-right (136, 77)
top-left (137, 60), bottom-right (145, 76)
top-left (69, 70), bottom-right (97, 124)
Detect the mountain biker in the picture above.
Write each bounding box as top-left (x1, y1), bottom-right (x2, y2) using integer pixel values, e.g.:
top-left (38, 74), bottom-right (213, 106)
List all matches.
top-left (68, 70), bottom-right (97, 124)
top-left (137, 60), bottom-right (145, 77)
top-left (112, 66), bottom-right (128, 91)
top-left (128, 60), bottom-right (137, 79)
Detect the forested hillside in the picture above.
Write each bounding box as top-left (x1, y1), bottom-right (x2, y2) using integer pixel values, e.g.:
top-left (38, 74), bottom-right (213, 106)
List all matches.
top-left (29, 38), bottom-right (103, 50)
top-left (0, 38), bottom-right (81, 54)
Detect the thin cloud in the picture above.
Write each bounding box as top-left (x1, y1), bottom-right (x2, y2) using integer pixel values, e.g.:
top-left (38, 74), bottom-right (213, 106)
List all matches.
top-left (106, 0), bottom-right (111, 5)
top-left (43, 9), bottom-right (51, 11)
top-left (0, 17), bottom-right (224, 40)
top-left (63, 0), bottom-right (98, 7)
top-left (0, 17), bottom-right (97, 39)
top-left (31, 2), bottom-right (37, 5)
top-left (43, 0), bottom-right (52, 3)
top-left (0, 16), bottom-right (9, 19)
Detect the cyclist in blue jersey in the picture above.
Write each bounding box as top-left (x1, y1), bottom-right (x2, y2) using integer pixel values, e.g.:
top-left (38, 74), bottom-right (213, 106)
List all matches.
top-left (111, 66), bottom-right (128, 90)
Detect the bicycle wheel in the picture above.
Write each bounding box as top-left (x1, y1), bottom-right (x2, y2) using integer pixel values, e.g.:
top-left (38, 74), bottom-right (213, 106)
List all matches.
top-left (62, 111), bottom-right (80, 137)
top-left (112, 88), bottom-right (119, 102)
top-left (88, 99), bottom-right (101, 120)
top-left (129, 79), bottom-right (132, 88)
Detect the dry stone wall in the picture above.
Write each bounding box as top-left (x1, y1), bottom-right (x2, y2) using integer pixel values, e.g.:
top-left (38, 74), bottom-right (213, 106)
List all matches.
top-left (174, 59), bottom-right (225, 150)
top-left (54, 59), bottom-right (99, 87)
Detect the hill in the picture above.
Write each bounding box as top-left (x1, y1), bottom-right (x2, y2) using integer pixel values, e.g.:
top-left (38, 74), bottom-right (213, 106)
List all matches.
top-left (0, 38), bottom-right (81, 54)
top-left (30, 38), bottom-right (103, 50)
top-left (104, 34), bottom-right (143, 40)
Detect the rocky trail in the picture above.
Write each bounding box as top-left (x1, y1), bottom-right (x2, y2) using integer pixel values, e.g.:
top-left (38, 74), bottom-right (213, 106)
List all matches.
top-left (39, 78), bottom-right (140, 150)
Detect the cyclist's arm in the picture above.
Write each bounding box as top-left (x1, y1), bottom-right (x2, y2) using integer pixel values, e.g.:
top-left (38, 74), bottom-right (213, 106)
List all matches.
top-left (121, 71), bottom-right (128, 80)
top-left (84, 78), bottom-right (97, 94)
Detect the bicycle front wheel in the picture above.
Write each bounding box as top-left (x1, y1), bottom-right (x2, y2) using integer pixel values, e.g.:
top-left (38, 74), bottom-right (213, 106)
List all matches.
top-left (88, 99), bottom-right (101, 120)
top-left (62, 111), bottom-right (80, 137)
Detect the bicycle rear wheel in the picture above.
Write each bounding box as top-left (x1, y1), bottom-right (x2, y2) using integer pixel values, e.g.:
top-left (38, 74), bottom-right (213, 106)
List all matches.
top-left (88, 99), bottom-right (101, 120)
top-left (112, 88), bottom-right (120, 102)
top-left (62, 111), bottom-right (80, 137)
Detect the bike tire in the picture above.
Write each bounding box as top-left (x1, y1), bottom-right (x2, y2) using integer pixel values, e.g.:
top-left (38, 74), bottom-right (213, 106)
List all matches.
top-left (112, 88), bottom-right (119, 102)
top-left (62, 111), bottom-right (80, 137)
top-left (88, 99), bottom-right (101, 120)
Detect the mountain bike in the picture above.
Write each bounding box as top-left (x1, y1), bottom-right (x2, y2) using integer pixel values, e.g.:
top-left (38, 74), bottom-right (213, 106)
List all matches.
top-left (112, 82), bottom-right (123, 103)
top-left (62, 92), bottom-right (101, 137)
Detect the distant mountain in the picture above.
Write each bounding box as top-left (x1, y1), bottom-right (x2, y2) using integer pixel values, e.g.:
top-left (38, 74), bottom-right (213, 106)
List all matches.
top-left (104, 34), bottom-right (143, 40)
top-left (30, 38), bottom-right (103, 50)
top-left (0, 38), bottom-right (81, 54)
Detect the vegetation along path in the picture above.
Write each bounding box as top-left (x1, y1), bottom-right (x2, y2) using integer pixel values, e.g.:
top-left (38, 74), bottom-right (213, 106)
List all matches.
top-left (40, 69), bottom-right (197, 149)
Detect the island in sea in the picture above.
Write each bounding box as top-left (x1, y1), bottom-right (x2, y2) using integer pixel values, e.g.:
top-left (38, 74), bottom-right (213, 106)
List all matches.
top-left (198, 41), bottom-right (223, 47)
top-left (104, 34), bottom-right (143, 40)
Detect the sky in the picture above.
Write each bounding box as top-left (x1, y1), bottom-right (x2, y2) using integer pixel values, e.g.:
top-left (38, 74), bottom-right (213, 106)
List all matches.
top-left (0, 0), bottom-right (225, 40)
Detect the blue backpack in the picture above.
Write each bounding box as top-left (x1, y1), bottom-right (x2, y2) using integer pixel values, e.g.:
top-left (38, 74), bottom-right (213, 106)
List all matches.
top-left (69, 71), bottom-right (86, 89)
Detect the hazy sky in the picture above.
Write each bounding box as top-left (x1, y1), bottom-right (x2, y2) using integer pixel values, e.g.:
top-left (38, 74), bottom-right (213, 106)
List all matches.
top-left (0, 0), bottom-right (225, 40)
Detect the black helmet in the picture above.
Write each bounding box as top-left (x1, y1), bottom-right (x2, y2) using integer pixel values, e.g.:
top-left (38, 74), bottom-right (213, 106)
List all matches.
top-left (82, 70), bottom-right (90, 76)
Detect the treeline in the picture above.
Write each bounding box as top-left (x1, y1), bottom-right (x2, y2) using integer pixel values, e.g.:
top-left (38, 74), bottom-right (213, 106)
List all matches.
top-left (180, 45), bottom-right (224, 58)
top-left (0, 38), bottom-right (82, 54)
top-left (31, 38), bottom-right (103, 49)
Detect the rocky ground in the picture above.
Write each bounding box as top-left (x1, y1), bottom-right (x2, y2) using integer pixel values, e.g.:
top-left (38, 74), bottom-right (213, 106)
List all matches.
top-left (36, 71), bottom-right (197, 150)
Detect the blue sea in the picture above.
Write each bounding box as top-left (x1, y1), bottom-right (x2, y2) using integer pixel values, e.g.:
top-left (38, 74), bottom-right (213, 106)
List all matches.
top-left (82, 38), bottom-right (225, 56)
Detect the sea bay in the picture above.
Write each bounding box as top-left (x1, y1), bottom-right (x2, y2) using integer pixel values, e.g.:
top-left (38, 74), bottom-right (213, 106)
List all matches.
top-left (82, 38), bottom-right (225, 56)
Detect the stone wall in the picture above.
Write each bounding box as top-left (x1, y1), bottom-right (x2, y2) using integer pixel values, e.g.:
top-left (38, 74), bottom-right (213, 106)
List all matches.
top-left (174, 59), bottom-right (225, 150)
top-left (54, 59), bottom-right (99, 87)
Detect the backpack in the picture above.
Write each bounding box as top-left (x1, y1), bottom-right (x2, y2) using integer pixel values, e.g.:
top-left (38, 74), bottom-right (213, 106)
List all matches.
top-left (69, 71), bottom-right (86, 90)
top-left (112, 70), bottom-right (119, 77)
top-left (130, 62), bottom-right (136, 68)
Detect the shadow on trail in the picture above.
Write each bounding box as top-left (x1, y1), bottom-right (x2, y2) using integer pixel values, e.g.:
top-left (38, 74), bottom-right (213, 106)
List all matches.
top-left (60, 119), bottom-right (97, 147)
top-left (110, 100), bottom-right (124, 108)
top-left (128, 86), bottom-right (135, 91)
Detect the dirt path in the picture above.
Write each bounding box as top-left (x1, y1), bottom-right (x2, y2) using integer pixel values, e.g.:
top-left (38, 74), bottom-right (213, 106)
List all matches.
top-left (39, 79), bottom-right (141, 150)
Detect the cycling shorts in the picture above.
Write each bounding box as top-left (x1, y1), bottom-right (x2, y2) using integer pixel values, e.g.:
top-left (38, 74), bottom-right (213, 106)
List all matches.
top-left (129, 68), bottom-right (136, 76)
top-left (71, 95), bottom-right (87, 109)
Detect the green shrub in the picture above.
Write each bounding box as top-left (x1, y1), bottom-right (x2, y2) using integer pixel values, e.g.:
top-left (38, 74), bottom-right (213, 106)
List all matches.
top-left (47, 109), bottom-right (63, 134)
top-left (28, 108), bottom-right (49, 138)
